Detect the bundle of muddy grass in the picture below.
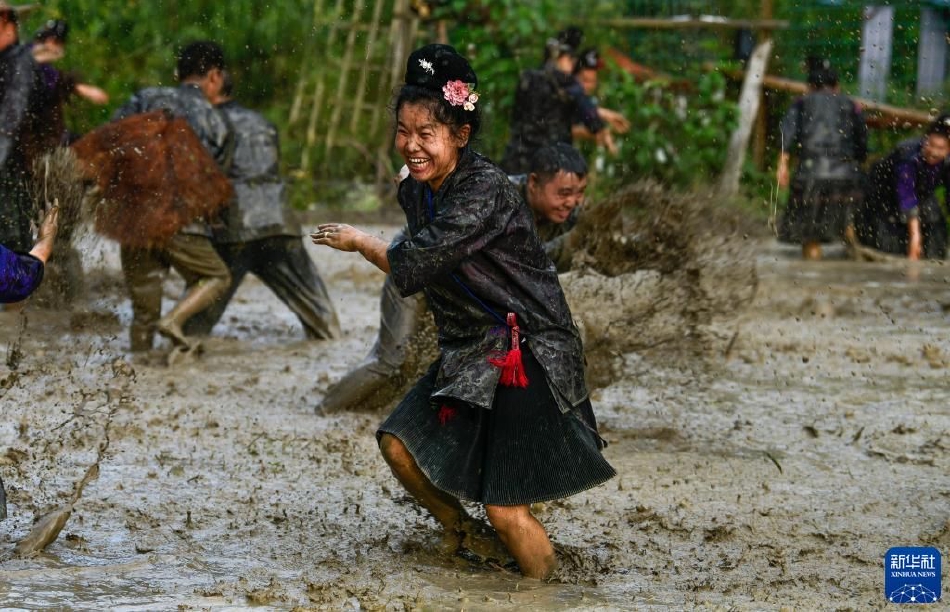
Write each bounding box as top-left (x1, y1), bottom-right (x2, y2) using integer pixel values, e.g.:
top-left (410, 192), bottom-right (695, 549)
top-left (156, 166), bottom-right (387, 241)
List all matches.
top-left (356, 180), bottom-right (759, 412)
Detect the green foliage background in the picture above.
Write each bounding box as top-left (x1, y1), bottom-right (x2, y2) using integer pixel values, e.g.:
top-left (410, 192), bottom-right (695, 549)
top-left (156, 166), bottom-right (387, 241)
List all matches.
top-left (23, 1), bottom-right (947, 208)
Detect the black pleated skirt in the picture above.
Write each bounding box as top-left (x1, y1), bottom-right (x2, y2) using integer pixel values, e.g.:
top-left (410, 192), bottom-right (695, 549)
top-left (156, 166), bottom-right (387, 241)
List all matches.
top-left (377, 347), bottom-right (617, 506)
top-left (779, 177), bottom-right (862, 243)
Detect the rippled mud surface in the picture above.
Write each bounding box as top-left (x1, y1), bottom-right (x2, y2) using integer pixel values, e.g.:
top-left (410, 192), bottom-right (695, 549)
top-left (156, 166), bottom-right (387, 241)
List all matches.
top-left (1, 231), bottom-right (948, 610)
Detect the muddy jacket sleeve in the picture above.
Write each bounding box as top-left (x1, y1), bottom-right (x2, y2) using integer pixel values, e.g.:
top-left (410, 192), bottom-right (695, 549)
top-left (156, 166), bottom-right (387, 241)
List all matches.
top-left (388, 176), bottom-right (511, 297)
top-left (0, 48), bottom-right (36, 167)
top-left (0, 244), bottom-right (44, 303)
top-left (779, 98), bottom-right (803, 154)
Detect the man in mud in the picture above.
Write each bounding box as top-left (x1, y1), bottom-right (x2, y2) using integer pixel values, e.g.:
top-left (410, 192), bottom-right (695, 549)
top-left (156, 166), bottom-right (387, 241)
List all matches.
top-left (182, 72), bottom-right (340, 339)
top-left (855, 115), bottom-right (950, 260)
top-left (316, 143), bottom-right (588, 414)
top-left (112, 41), bottom-right (233, 357)
top-left (776, 58), bottom-right (867, 260)
top-left (0, 1), bottom-right (40, 257)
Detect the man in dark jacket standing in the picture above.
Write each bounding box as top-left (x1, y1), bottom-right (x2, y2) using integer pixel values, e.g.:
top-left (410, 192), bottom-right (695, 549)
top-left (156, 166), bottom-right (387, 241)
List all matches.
top-left (183, 73), bottom-right (340, 339)
top-left (112, 41), bottom-right (233, 358)
top-left (0, 2), bottom-right (39, 254)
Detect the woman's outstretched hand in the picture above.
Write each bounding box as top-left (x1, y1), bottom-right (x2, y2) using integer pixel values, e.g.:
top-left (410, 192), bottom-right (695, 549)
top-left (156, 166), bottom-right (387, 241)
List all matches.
top-left (311, 223), bottom-right (392, 273)
top-left (311, 223), bottom-right (364, 252)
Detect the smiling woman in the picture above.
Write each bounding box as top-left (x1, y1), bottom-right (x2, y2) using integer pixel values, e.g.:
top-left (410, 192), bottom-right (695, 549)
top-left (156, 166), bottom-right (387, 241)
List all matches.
top-left (312, 43), bottom-right (615, 580)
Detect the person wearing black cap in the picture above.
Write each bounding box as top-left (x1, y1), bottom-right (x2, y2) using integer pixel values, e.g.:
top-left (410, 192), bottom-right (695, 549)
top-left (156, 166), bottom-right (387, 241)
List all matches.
top-left (855, 115), bottom-right (950, 260)
top-left (499, 27), bottom-right (611, 174)
top-left (112, 41), bottom-right (234, 358)
top-left (313, 44), bottom-right (615, 579)
top-left (776, 60), bottom-right (867, 260)
top-left (0, 1), bottom-right (40, 256)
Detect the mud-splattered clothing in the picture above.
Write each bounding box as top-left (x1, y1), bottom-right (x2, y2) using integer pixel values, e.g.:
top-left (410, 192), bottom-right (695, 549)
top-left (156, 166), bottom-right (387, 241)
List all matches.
top-left (210, 100), bottom-right (299, 243)
top-left (113, 83), bottom-right (233, 350)
top-left (387, 149), bottom-right (587, 413)
top-left (856, 138), bottom-right (949, 259)
top-left (778, 90), bottom-right (867, 244)
top-left (181, 100), bottom-right (340, 340)
top-left (0, 43), bottom-right (39, 252)
top-left (113, 83), bottom-right (234, 237)
top-left (0, 243), bottom-right (43, 303)
top-left (381, 148), bottom-right (614, 505)
top-left (499, 67), bottom-right (604, 175)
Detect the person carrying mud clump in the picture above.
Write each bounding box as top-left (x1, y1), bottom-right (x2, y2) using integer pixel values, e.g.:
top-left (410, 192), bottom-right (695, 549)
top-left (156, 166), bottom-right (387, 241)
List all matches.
top-left (111, 41), bottom-right (233, 359)
top-left (312, 45), bottom-right (615, 579)
top-left (776, 59), bottom-right (867, 260)
top-left (499, 27), bottom-right (616, 174)
top-left (181, 71), bottom-right (340, 340)
top-left (316, 142), bottom-right (589, 415)
top-left (855, 115), bottom-right (950, 260)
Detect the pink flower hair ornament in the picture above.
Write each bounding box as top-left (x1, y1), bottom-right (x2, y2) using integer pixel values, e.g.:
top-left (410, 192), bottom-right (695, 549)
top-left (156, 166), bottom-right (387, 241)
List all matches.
top-left (443, 80), bottom-right (479, 111)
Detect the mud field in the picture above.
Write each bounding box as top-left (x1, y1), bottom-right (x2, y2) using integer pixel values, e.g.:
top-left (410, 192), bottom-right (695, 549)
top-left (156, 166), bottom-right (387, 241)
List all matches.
top-left (1, 219), bottom-right (949, 610)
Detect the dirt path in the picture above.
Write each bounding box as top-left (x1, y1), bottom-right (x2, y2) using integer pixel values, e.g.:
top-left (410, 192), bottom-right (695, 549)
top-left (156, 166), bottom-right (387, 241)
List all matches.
top-left (1, 231), bottom-right (948, 610)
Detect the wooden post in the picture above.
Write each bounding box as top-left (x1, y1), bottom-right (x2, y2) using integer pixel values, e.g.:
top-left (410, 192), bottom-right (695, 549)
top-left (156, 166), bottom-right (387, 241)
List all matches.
top-left (752, 0), bottom-right (773, 170)
top-left (718, 38), bottom-right (773, 198)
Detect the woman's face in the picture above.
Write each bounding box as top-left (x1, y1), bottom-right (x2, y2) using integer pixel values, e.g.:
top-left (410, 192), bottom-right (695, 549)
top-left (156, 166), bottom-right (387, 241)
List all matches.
top-left (395, 102), bottom-right (469, 192)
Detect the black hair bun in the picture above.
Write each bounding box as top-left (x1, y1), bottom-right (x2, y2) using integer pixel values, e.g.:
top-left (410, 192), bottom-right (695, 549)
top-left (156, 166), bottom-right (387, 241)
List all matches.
top-left (405, 44), bottom-right (477, 91)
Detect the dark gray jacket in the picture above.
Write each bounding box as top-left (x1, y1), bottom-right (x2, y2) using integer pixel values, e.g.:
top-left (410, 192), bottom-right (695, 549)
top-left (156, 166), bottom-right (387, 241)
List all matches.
top-left (388, 149), bottom-right (587, 414)
top-left (113, 84), bottom-right (234, 236)
top-left (0, 43), bottom-right (38, 169)
top-left (212, 100), bottom-right (300, 243)
top-left (780, 90), bottom-right (867, 182)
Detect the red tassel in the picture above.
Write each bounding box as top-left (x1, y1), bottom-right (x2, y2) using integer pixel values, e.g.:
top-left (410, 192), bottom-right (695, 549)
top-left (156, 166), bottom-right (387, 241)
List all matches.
top-left (438, 405), bottom-right (456, 425)
top-left (488, 313), bottom-right (529, 388)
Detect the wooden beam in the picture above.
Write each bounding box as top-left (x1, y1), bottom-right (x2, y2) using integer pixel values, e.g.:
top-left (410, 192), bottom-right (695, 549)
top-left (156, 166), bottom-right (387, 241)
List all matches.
top-left (587, 16), bottom-right (789, 31)
top-left (715, 67), bottom-right (935, 127)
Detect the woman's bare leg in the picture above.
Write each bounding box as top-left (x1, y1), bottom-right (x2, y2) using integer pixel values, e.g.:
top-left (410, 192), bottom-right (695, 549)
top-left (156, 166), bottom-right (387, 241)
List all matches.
top-left (485, 504), bottom-right (557, 579)
top-left (379, 433), bottom-right (465, 529)
top-left (379, 434), bottom-right (512, 560)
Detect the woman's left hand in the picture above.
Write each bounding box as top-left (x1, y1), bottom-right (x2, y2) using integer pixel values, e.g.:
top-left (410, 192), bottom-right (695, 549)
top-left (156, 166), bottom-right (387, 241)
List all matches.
top-left (311, 223), bottom-right (366, 252)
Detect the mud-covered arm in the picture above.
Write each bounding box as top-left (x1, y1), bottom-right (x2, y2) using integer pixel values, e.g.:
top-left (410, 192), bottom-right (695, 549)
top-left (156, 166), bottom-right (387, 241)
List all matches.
top-left (388, 182), bottom-right (508, 297)
top-left (0, 52), bottom-right (35, 167)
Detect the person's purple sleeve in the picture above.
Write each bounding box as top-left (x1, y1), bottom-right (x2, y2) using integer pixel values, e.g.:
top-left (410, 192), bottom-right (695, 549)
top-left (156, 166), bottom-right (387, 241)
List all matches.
top-left (895, 159), bottom-right (919, 217)
top-left (0, 244), bottom-right (45, 303)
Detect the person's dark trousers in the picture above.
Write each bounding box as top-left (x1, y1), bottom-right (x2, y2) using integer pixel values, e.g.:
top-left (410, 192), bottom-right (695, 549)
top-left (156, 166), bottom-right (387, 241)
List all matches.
top-left (0, 163), bottom-right (34, 253)
top-left (184, 236), bottom-right (340, 339)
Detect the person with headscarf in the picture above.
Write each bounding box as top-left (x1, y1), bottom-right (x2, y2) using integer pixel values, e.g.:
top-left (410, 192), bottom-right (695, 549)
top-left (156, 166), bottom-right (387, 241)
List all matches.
top-left (312, 45), bottom-right (615, 579)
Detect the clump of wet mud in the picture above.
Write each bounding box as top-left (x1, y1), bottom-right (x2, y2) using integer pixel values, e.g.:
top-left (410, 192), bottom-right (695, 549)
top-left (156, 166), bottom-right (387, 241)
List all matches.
top-left (561, 181), bottom-right (759, 386)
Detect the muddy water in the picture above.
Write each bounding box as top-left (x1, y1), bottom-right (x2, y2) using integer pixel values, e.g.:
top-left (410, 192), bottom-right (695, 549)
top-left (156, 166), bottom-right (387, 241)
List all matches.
top-left (1, 232), bottom-right (949, 610)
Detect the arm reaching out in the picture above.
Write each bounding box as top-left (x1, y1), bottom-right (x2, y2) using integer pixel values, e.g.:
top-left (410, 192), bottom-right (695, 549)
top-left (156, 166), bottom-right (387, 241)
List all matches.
top-left (312, 223), bottom-right (391, 273)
